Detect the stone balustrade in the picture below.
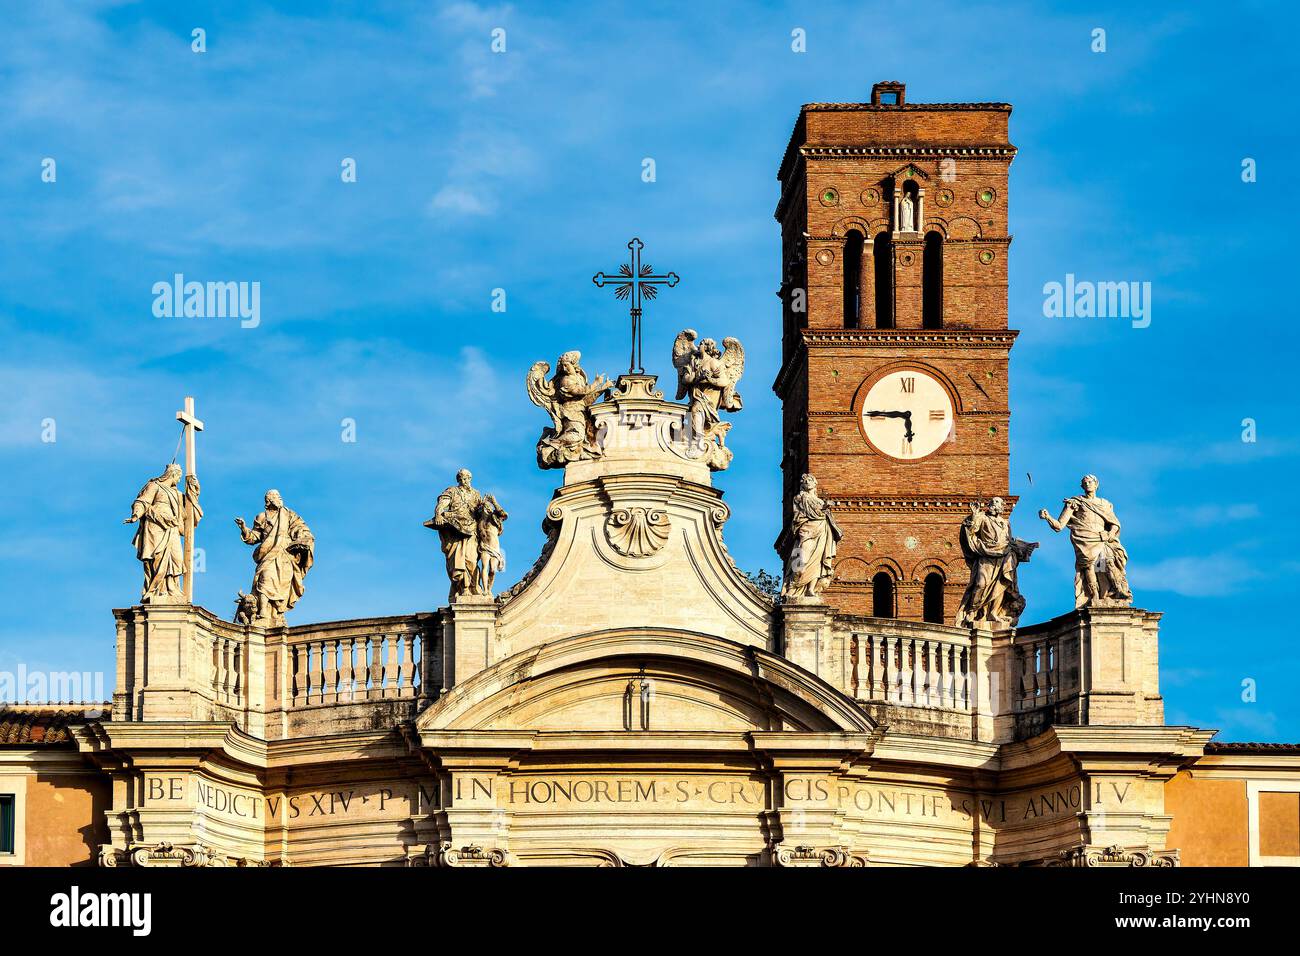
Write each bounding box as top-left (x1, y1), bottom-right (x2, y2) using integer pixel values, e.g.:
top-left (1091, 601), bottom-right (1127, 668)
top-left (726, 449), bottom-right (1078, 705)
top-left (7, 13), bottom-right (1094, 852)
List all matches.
top-left (855, 632), bottom-right (972, 711)
top-left (113, 604), bottom-right (441, 739)
top-left (113, 599), bottom-right (1161, 746)
top-left (785, 604), bottom-right (1164, 744)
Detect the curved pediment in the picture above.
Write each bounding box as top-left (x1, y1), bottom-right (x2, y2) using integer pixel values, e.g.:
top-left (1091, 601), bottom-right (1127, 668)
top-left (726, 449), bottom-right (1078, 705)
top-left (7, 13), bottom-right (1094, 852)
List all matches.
top-left (418, 628), bottom-right (874, 735)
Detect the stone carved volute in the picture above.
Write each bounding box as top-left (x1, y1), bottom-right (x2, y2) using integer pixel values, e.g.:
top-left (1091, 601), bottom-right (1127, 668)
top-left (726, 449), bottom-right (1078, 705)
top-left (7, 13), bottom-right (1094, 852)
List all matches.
top-left (772, 842), bottom-right (867, 867)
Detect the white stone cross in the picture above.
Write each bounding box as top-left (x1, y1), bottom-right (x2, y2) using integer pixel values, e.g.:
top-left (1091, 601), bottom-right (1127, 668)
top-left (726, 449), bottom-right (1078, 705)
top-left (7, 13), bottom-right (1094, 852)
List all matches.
top-left (175, 396), bottom-right (204, 604)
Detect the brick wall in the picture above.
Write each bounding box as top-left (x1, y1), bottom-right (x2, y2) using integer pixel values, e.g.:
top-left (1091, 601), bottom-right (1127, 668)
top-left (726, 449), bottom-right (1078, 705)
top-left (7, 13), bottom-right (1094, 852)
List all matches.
top-left (775, 85), bottom-right (1018, 622)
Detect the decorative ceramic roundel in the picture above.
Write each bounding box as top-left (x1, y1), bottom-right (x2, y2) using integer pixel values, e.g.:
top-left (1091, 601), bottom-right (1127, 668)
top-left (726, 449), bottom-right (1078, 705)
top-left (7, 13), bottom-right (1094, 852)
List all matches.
top-left (816, 248), bottom-right (835, 265)
top-left (936, 187), bottom-right (955, 207)
top-left (976, 187), bottom-right (997, 207)
top-left (979, 249), bottom-right (996, 264)
top-left (861, 368), bottom-right (954, 460)
top-left (861, 188), bottom-right (881, 205)
top-left (820, 187), bottom-right (840, 206)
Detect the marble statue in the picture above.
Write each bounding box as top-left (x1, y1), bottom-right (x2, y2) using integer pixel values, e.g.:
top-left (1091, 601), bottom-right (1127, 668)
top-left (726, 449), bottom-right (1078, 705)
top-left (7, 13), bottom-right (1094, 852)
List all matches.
top-left (235, 490), bottom-right (314, 626)
top-left (955, 497), bottom-right (1038, 629)
top-left (233, 590), bottom-right (256, 626)
top-left (671, 329), bottom-right (745, 471)
top-left (426, 469), bottom-right (481, 600)
top-left (526, 351), bottom-right (610, 469)
top-left (1039, 474), bottom-right (1133, 608)
top-left (425, 470), bottom-right (509, 600)
top-left (899, 192), bottom-right (916, 232)
top-left (476, 494), bottom-right (508, 597)
top-left (124, 462), bottom-right (201, 603)
top-left (781, 474), bottom-right (843, 599)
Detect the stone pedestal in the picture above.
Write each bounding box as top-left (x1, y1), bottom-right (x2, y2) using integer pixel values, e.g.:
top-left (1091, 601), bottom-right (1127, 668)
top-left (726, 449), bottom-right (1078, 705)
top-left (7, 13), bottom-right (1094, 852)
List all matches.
top-left (117, 603), bottom-right (203, 722)
top-left (442, 595), bottom-right (497, 691)
top-left (780, 598), bottom-right (837, 685)
top-left (1077, 607), bottom-right (1164, 725)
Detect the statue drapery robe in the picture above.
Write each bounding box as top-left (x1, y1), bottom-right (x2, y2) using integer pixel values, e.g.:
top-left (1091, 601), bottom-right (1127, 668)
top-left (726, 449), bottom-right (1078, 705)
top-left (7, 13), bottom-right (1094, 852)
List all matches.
top-left (241, 506), bottom-right (314, 616)
top-left (430, 484), bottom-right (482, 598)
top-left (1061, 494), bottom-right (1131, 606)
top-left (955, 510), bottom-right (1032, 628)
top-left (782, 489), bottom-right (843, 598)
top-left (131, 474), bottom-right (201, 601)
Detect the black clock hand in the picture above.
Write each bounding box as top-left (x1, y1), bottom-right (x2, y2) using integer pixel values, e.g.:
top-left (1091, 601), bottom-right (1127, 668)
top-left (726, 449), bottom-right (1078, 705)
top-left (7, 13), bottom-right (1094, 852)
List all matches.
top-left (866, 410), bottom-right (916, 444)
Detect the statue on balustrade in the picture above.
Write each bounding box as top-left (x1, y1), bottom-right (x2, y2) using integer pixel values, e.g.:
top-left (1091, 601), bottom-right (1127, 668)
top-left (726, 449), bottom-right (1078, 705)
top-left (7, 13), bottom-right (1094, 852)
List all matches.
top-left (124, 462), bottom-right (201, 603)
top-left (955, 497), bottom-right (1037, 629)
top-left (233, 590), bottom-right (256, 626)
top-left (234, 490), bottom-right (314, 626)
top-left (671, 329), bottom-right (745, 471)
top-left (781, 474), bottom-right (843, 599)
top-left (476, 494), bottom-right (508, 597)
top-left (1039, 474), bottom-right (1132, 608)
top-left (526, 351), bottom-right (610, 469)
top-left (425, 469), bottom-right (508, 601)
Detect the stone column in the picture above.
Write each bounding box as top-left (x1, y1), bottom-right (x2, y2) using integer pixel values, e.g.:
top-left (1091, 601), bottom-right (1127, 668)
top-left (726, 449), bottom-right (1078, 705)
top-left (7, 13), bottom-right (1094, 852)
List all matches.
top-left (858, 234), bottom-right (874, 328)
top-left (442, 595), bottom-right (497, 691)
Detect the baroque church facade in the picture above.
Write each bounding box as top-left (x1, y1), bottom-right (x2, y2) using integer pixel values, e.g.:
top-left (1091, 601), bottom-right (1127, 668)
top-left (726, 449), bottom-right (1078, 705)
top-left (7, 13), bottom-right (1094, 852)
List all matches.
top-left (3, 83), bottom-right (1299, 868)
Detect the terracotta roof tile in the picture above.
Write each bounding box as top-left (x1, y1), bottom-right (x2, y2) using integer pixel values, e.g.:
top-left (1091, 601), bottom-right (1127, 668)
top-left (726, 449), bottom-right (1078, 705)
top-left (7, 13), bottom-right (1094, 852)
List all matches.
top-left (1205, 741), bottom-right (1300, 755)
top-left (0, 705), bottom-right (110, 745)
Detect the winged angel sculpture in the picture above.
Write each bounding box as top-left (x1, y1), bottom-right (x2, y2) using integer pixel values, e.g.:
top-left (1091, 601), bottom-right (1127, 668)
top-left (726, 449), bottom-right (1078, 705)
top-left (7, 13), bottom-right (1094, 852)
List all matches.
top-left (672, 329), bottom-right (745, 471)
top-left (526, 350), bottom-right (611, 469)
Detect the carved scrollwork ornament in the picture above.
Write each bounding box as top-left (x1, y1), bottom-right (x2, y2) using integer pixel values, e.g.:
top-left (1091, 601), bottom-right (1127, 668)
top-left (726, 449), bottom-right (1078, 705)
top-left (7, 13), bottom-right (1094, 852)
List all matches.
top-left (772, 842), bottom-right (866, 867)
top-left (104, 841), bottom-right (223, 867)
top-left (605, 507), bottom-right (671, 557)
top-left (1053, 844), bottom-right (1179, 868)
top-left (438, 841), bottom-right (510, 868)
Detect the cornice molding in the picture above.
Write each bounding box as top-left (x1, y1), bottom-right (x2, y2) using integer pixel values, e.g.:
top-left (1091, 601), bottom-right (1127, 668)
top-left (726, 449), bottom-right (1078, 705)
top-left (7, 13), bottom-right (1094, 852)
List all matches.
top-left (802, 145), bottom-right (1015, 160)
top-left (825, 495), bottom-right (1020, 514)
top-left (801, 330), bottom-right (1019, 347)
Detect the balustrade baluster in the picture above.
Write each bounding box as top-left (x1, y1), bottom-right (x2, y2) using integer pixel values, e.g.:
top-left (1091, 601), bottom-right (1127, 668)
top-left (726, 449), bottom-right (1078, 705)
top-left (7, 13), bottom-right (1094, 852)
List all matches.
top-left (325, 639), bottom-right (340, 707)
top-left (401, 634), bottom-right (416, 696)
top-left (370, 638), bottom-right (384, 699)
top-left (232, 641), bottom-right (242, 702)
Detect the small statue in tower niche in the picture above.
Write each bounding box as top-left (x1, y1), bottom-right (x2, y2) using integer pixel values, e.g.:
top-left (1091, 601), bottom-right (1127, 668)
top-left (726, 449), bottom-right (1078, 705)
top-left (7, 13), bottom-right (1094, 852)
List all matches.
top-left (1039, 474), bottom-right (1133, 608)
top-left (526, 351), bottom-right (611, 469)
top-left (671, 329), bottom-right (745, 471)
top-left (898, 190), bottom-right (916, 233)
top-left (781, 474), bottom-right (843, 599)
top-left (955, 497), bottom-right (1038, 629)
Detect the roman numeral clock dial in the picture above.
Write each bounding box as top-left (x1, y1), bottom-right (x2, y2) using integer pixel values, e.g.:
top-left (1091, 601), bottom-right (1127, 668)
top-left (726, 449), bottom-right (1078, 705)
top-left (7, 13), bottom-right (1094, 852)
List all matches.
top-left (861, 369), bottom-right (954, 460)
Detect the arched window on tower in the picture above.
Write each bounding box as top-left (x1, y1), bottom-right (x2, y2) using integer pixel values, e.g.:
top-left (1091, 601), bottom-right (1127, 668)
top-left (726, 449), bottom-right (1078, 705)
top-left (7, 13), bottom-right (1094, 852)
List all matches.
top-left (872, 571), bottom-right (896, 618)
top-left (923, 572), bottom-right (945, 624)
top-left (873, 232), bottom-right (893, 329)
top-left (922, 231), bottom-right (943, 329)
top-left (843, 230), bottom-right (864, 328)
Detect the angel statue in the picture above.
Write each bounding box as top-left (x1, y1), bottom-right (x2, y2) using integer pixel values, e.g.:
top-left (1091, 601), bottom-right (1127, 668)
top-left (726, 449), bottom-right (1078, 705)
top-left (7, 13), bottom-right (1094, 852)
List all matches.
top-left (671, 329), bottom-right (745, 471)
top-left (526, 350), bottom-right (611, 469)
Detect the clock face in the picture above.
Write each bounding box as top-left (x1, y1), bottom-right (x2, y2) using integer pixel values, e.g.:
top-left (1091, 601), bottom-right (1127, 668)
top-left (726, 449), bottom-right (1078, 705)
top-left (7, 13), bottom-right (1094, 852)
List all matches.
top-left (860, 369), bottom-right (954, 460)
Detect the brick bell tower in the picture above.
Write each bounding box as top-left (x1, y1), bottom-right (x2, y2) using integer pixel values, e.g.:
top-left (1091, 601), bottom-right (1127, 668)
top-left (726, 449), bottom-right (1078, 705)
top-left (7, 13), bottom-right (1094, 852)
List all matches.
top-left (773, 81), bottom-right (1017, 623)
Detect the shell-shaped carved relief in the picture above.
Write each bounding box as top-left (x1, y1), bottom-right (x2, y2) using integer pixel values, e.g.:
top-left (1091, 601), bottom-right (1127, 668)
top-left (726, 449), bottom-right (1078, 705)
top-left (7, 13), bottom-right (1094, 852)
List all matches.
top-left (605, 507), bottom-right (671, 558)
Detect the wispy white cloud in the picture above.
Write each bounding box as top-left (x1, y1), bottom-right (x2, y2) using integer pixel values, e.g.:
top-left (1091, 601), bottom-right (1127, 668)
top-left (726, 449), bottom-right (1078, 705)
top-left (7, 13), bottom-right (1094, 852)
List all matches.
top-left (1130, 552), bottom-right (1264, 597)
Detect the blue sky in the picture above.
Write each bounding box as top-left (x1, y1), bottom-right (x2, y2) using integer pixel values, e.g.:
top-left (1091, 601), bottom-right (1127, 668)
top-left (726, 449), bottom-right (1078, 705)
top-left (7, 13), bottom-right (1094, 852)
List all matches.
top-left (1, 1), bottom-right (1295, 741)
